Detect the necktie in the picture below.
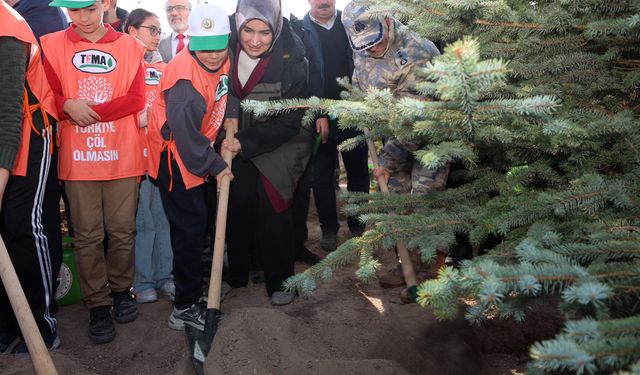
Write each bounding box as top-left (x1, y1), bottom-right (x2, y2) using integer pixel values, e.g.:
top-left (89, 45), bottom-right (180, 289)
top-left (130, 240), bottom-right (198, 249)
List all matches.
top-left (176, 34), bottom-right (185, 55)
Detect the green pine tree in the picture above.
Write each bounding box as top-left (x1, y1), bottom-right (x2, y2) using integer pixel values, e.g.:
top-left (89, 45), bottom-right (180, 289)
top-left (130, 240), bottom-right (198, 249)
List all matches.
top-left (243, 0), bottom-right (640, 372)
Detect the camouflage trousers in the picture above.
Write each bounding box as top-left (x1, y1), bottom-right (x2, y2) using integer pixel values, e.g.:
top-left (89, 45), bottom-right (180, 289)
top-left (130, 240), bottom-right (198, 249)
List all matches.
top-left (388, 163), bottom-right (450, 194)
top-left (381, 138), bottom-right (450, 256)
top-left (380, 137), bottom-right (450, 194)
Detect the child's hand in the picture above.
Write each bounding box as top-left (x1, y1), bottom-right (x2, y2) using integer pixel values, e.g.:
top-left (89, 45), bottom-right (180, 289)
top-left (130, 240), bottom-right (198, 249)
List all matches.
top-left (221, 138), bottom-right (242, 158)
top-left (215, 167), bottom-right (234, 189)
top-left (63, 99), bottom-right (101, 127)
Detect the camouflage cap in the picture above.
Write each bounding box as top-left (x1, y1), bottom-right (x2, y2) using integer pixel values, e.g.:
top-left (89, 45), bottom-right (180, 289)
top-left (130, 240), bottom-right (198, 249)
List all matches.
top-left (341, 1), bottom-right (385, 51)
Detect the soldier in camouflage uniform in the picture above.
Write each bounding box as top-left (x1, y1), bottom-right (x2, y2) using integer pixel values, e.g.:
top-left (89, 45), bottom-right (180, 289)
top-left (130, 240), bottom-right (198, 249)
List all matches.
top-left (342, 1), bottom-right (449, 292)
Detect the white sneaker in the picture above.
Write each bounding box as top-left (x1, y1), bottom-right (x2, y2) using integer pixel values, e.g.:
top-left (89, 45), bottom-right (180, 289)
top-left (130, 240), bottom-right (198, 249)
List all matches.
top-left (159, 280), bottom-right (175, 301)
top-left (168, 303), bottom-right (205, 331)
top-left (135, 288), bottom-right (158, 304)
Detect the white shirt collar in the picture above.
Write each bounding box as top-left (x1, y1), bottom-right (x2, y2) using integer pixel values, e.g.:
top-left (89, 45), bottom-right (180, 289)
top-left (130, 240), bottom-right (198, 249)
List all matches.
top-left (309, 10), bottom-right (337, 30)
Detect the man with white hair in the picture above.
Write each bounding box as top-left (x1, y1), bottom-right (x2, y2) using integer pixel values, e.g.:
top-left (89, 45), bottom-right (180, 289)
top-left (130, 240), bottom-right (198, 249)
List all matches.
top-left (158, 0), bottom-right (191, 63)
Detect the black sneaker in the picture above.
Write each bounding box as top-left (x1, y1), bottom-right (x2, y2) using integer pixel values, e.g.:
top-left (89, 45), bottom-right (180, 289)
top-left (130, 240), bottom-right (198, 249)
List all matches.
top-left (167, 303), bottom-right (205, 331)
top-left (295, 247), bottom-right (321, 266)
top-left (89, 306), bottom-right (115, 344)
top-left (14, 331), bottom-right (61, 354)
top-left (113, 291), bottom-right (138, 324)
top-left (0, 329), bottom-right (21, 353)
top-left (320, 232), bottom-right (338, 252)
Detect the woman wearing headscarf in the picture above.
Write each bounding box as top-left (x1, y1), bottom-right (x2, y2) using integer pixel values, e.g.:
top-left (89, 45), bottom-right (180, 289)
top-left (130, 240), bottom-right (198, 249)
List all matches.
top-left (222, 0), bottom-right (313, 306)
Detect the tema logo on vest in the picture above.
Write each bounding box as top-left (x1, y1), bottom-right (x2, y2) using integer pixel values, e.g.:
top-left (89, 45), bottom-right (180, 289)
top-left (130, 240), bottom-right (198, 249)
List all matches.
top-left (216, 75), bottom-right (229, 101)
top-left (145, 67), bottom-right (162, 86)
top-left (73, 49), bottom-right (117, 74)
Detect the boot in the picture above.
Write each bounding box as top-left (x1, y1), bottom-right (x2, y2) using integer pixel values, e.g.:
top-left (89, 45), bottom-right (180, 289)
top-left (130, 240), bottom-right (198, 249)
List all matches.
top-left (378, 263), bottom-right (405, 288)
top-left (320, 232), bottom-right (338, 252)
top-left (400, 287), bottom-right (415, 304)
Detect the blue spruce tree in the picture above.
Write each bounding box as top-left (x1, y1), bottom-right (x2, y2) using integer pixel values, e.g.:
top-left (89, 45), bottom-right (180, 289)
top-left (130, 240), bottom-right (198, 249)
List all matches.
top-left (243, 1), bottom-right (640, 373)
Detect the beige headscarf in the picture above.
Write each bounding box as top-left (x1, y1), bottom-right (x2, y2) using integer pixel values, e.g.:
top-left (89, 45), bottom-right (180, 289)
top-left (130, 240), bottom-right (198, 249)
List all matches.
top-left (235, 0), bottom-right (282, 54)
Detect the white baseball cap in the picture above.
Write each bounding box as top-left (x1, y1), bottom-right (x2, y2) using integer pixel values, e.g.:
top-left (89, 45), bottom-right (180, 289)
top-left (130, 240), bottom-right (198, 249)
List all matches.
top-left (188, 3), bottom-right (230, 51)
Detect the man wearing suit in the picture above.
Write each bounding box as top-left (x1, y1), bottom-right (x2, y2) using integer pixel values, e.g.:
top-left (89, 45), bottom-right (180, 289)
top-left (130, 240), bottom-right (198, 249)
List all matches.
top-left (158, 0), bottom-right (191, 63)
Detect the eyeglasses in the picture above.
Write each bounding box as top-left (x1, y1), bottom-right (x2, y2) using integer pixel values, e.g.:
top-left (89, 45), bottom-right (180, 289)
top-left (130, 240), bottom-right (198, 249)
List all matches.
top-left (139, 25), bottom-right (165, 38)
top-left (164, 5), bottom-right (190, 13)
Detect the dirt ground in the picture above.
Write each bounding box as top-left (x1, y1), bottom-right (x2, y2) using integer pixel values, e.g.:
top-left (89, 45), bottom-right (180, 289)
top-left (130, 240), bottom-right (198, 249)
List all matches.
top-left (0, 198), bottom-right (559, 375)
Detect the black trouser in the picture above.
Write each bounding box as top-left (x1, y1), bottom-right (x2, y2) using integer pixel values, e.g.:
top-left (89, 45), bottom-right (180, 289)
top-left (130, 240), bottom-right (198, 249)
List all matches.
top-left (42, 122), bottom-right (63, 292)
top-left (226, 157), bottom-right (294, 296)
top-left (0, 128), bottom-right (59, 337)
top-left (157, 151), bottom-right (212, 309)
top-left (312, 120), bottom-right (369, 234)
top-left (292, 161), bottom-right (312, 253)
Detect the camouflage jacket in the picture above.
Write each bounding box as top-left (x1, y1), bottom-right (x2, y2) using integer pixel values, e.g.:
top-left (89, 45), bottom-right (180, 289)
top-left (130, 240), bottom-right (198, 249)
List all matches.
top-left (351, 19), bottom-right (439, 99)
top-left (351, 19), bottom-right (446, 193)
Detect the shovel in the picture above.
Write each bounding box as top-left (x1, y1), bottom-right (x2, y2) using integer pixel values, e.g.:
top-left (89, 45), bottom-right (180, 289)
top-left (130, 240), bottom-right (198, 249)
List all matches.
top-left (185, 119), bottom-right (237, 374)
top-left (0, 234), bottom-right (58, 374)
top-left (365, 133), bottom-right (419, 302)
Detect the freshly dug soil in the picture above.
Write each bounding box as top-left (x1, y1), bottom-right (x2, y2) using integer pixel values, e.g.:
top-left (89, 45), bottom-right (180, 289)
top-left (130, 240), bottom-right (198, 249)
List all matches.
top-left (0, 200), bottom-right (560, 374)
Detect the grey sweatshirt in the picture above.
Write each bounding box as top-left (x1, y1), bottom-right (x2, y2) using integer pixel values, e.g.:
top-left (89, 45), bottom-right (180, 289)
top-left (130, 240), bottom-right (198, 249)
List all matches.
top-left (0, 37), bottom-right (27, 171)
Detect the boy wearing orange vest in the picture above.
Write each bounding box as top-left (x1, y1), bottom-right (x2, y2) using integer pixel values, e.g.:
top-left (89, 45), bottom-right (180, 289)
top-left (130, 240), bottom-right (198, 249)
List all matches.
top-left (0, 0), bottom-right (60, 353)
top-left (41, 0), bottom-right (146, 344)
top-left (147, 3), bottom-right (234, 331)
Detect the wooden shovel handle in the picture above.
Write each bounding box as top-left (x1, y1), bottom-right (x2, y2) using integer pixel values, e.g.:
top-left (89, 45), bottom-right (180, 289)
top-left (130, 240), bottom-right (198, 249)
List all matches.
top-left (0, 234), bottom-right (58, 374)
top-left (207, 120), bottom-right (237, 310)
top-left (365, 132), bottom-right (418, 288)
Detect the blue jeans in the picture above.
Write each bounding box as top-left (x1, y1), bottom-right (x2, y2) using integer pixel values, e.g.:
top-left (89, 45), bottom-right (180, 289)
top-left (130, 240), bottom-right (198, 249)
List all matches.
top-left (133, 177), bottom-right (173, 292)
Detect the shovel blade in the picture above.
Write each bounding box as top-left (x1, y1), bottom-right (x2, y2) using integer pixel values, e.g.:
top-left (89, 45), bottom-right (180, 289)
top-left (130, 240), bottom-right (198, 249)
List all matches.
top-left (184, 308), bottom-right (221, 375)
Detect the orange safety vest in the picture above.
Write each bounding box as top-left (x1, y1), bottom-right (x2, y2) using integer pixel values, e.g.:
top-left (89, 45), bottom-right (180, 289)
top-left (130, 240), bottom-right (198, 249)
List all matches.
top-left (41, 30), bottom-right (145, 181)
top-left (147, 50), bottom-right (229, 190)
top-left (0, 2), bottom-right (58, 177)
top-left (140, 60), bottom-right (166, 162)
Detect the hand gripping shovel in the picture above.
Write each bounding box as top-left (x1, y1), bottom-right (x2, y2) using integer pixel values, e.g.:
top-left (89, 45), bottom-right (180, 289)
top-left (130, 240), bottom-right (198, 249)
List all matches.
top-left (0, 234), bottom-right (58, 374)
top-left (185, 119), bottom-right (237, 374)
top-left (365, 133), bottom-right (419, 302)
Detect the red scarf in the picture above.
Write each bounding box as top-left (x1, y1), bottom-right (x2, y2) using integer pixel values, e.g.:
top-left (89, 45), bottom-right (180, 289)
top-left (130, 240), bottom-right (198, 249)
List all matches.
top-left (232, 43), bottom-right (272, 100)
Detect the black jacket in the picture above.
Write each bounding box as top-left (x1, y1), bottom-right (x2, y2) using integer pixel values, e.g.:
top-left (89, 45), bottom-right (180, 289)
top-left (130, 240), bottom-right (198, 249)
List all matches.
top-left (229, 16), bottom-right (313, 202)
top-left (13, 0), bottom-right (67, 42)
top-left (293, 11), bottom-right (354, 98)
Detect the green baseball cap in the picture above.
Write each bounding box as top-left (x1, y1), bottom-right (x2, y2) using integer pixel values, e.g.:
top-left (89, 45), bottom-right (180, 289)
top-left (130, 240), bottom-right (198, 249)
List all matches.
top-left (49, 0), bottom-right (98, 8)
